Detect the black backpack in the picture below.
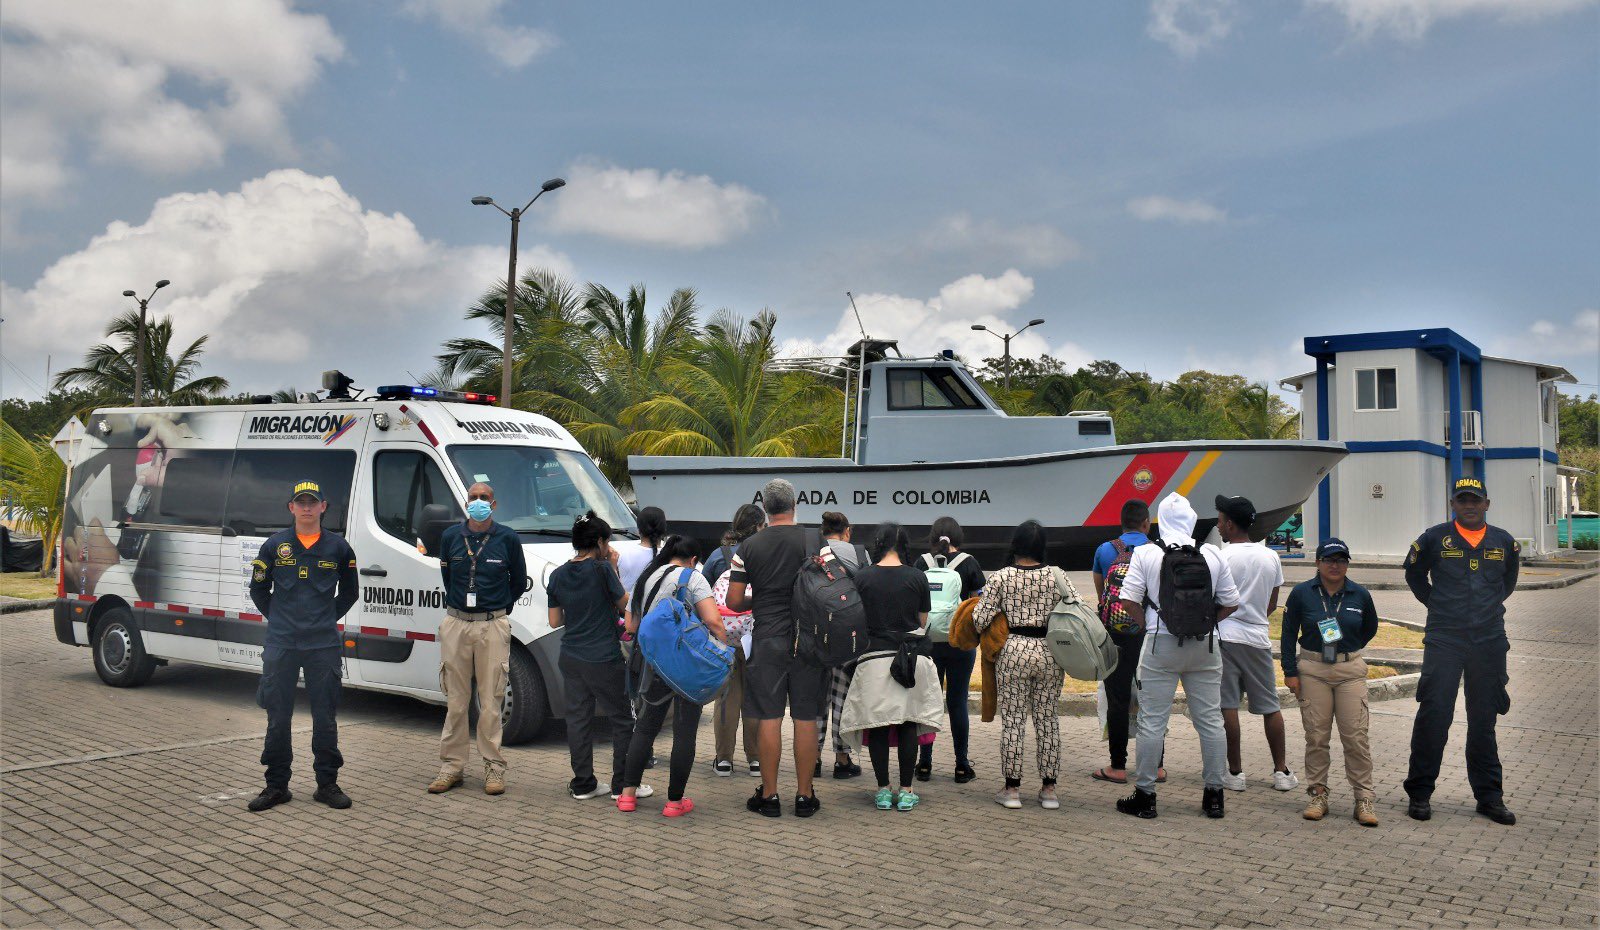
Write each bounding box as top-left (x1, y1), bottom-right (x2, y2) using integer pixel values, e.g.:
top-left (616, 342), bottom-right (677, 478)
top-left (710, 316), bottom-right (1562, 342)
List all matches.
top-left (1154, 543), bottom-right (1216, 642)
top-left (792, 531), bottom-right (869, 667)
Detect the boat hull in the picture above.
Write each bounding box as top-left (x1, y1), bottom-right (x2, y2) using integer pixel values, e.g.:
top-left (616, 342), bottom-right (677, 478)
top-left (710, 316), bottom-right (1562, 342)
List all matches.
top-left (629, 440), bottom-right (1347, 569)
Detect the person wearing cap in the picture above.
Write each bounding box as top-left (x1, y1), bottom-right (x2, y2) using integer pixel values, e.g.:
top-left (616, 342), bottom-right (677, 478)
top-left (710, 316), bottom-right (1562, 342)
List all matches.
top-left (1402, 477), bottom-right (1521, 825)
top-left (428, 482), bottom-right (528, 797)
top-left (1213, 495), bottom-right (1296, 796)
top-left (1282, 538), bottom-right (1381, 825)
top-left (246, 480), bottom-right (360, 812)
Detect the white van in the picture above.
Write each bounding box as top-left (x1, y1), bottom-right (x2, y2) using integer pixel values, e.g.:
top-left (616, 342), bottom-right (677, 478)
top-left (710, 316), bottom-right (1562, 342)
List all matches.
top-left (52, 383), bottom-right (639, 742)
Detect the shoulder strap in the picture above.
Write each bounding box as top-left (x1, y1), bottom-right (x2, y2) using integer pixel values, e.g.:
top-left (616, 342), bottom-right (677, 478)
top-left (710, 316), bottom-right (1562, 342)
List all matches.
top-left (674, 566), bottom-right (696, 606)
top-left (855, 543), bottom-right (869, 566)
top-left (641, 567), bottom-right (672, 615)
top-left (947, 552), bottom-right (971, 570)
top-left (1049, 566), bottom-right (1076, 603)
top-left (720, 545), bottom-right (733, 570)
top-left (1111, 538), bottom-right (1128, 556)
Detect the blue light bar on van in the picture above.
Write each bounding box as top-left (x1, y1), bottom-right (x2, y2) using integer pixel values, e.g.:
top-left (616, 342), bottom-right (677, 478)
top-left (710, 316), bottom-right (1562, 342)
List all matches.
top-left (375, 385), bottom-right (498, 405)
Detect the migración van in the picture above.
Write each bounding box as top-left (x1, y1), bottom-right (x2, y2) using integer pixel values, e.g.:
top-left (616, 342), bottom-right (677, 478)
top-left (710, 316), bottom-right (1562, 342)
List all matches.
top-left (53, 382), bottom-right (638, 742)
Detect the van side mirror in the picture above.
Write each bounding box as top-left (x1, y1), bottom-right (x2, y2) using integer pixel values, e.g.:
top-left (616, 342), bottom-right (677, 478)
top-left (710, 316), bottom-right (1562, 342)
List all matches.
top-left (419, 504), bottom-right (455, 555)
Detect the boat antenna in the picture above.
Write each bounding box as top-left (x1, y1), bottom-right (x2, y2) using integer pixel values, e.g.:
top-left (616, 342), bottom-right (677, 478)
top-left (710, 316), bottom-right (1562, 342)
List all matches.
top-left (846, 291), bottom-right (868, 341)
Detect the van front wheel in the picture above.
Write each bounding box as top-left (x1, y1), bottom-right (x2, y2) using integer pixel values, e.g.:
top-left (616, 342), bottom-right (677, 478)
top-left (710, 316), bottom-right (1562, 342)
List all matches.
top-left (93, 608), bottom-right (158, 687)
top-left (501, 645), bottom-right (549, 745)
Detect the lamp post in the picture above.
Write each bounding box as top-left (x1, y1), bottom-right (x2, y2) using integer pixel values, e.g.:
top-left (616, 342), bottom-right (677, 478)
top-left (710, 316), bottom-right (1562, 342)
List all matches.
top-left (472, 177), bottom-right (567, 408)
top-left (121, 279), bottom-right (170, 407)
top-left (971, 318), bottom-right (1046, 394)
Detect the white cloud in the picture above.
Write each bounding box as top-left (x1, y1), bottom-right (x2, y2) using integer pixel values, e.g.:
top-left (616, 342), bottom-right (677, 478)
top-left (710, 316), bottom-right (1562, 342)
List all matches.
top-left (782, 270), bottom-right (1092, 373)
top-left (1486, 308), bottom-right (1600, 371)
top-left (918, 213), bottom-right (1084, 267)
top-left (1306, 0), bottom-right (1596, 40)
top-left (544, 161), bottom-right (770, 249)
top-left (402, 0), bottom-right (556, 68)
top-left (1127, 195), bottom-right (1228, 224)
top-left (1, 170), bottom-right (573, 396)
top-left (0, 0), bottom-right (343, 211)
top-left (1148, 0), bottom-right (1238, 57)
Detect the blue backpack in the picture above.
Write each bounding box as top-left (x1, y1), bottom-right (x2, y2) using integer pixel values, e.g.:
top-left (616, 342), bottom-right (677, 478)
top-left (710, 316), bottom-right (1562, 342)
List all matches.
top-left (636, 567), bottom-right (735, 704)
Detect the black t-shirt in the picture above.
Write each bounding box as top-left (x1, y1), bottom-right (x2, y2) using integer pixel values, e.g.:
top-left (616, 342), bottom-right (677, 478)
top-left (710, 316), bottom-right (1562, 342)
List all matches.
top-left (855, 563), bottom-right (932, 650)
top-left (547, 557), bottom-right (625, 663)
top-left (922, 551), bottom-right (987, 599)
top-left (728, 524), bottom-right (812, 640)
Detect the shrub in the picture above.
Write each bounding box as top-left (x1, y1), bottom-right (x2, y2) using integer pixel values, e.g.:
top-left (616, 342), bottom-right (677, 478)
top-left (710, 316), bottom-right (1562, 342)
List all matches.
top-left (1573, 534), bottom-right (1599, 551)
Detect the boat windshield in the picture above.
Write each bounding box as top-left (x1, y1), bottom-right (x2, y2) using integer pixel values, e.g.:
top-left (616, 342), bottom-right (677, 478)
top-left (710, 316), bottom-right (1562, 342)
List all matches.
top-left (446, 445), bottom-right (638, 538)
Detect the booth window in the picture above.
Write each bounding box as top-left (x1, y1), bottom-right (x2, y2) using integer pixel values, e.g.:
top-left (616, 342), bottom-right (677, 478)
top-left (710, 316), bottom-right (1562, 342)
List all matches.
top-left (1355, 368), bottom-right (1398, 411)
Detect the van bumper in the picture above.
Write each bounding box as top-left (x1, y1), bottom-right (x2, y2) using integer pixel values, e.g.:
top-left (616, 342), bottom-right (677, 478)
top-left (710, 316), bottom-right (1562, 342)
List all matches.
top-left (53, 599), bottom-right (86, 646)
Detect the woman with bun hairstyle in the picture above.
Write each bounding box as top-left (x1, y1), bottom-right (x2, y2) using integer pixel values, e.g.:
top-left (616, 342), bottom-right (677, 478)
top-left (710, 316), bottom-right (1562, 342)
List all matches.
top-left (917, 517), bottom-right (986, 783)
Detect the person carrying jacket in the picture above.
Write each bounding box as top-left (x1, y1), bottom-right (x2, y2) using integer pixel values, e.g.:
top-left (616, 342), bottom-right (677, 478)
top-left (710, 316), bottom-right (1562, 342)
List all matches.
top-left (1402, 476), bottom-right (1521, 825)
top-left (245, 479), bottom-right (359, 813)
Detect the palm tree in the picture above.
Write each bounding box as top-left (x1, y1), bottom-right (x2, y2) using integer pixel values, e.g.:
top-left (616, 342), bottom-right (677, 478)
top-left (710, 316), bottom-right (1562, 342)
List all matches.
top-left (622, 310), bottom-right (841, 458)
top-left (1027, 372), bottom-right (1107, 416)
top-left (1226, 382), bottom-right (1300, 439)
top-left (53, 311), bottom-right (229, 406)
top-left (0, 419), bottom-right (66, 578)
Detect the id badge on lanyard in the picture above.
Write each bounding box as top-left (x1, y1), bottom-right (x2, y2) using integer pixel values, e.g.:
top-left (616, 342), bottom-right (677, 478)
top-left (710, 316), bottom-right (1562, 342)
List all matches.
top-left (1317, 588), bottom-right (1345, 662)
top-left (1316, 615), bottom-right (1343, 644)
top-left (463, 532), bottom-right (484, 608)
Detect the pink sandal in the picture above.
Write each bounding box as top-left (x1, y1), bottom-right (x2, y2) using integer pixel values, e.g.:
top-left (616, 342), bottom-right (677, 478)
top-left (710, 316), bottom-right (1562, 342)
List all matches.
top-left (616, 794), bottom-right (637, 812)
top-left (662, 798), bottom-right (694, 817)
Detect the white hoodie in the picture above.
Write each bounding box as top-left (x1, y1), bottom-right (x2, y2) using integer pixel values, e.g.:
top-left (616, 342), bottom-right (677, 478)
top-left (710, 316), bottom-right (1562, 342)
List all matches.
top-left (1119, 493), bottom-right (1241, 636)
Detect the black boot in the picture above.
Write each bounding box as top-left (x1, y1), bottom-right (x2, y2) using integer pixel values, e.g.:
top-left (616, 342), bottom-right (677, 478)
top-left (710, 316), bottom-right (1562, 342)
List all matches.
top-left (1203, 787), bottom-right (1225, 819)
top-left (1477, 800), bottom-right (1516, 825)
top-left (1116, 788), bottom-right (1158, 819)
top-left (1407, 798), bottom-right (1432, 821)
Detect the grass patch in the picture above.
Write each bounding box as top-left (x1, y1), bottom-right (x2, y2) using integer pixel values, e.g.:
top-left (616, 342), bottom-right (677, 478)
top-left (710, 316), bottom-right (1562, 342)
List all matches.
top-left (0, 572), bottom-right (58, 600)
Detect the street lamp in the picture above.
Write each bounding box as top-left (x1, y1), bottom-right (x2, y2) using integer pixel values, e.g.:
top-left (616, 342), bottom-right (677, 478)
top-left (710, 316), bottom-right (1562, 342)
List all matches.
top-left (472, 177), bottom-right (567, 408)
top-left (122, 279), bottom-right (171, 407)
top-left (971, 318), bottom-right (1046, 394)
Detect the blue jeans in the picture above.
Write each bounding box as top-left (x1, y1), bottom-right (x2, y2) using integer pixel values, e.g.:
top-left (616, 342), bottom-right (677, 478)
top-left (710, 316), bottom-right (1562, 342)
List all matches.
top-left (257, 645), bottom-right (344, 789)
top-left (920, 641), bottom-right (976, 768)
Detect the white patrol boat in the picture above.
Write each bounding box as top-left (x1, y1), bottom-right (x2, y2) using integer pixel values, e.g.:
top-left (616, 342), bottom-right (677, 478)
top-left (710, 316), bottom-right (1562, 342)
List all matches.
top-left (629, 340), bottom-right (1347, 568)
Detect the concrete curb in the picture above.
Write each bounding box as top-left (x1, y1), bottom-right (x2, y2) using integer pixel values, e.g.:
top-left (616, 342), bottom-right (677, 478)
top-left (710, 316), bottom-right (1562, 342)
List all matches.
top-left (0, 599), bottom-right (52, 615)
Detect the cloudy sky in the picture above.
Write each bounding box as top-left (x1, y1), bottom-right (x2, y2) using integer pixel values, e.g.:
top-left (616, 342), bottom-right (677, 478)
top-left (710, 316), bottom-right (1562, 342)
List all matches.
top-left (2, 0), bottom-right (1596, 405)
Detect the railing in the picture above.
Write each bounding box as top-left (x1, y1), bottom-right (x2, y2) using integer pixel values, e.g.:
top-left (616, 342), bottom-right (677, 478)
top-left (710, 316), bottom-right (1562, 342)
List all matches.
top-left (1443, 410), bottom-right (1483, 448)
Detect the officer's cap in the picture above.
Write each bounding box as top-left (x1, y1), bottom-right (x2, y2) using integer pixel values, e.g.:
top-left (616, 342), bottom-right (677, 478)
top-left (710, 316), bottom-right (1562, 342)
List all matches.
top-left (290, 480), bottom-right (324, 502)
top-left (1452, 476), bottom-right (1488, 500)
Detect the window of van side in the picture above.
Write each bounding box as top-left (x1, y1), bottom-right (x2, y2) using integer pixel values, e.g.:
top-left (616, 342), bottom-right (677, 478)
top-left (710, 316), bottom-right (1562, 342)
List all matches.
top-left (372, 450), bottom-right (460, 543)
top-left (225, 450), bottom-right (356, 536)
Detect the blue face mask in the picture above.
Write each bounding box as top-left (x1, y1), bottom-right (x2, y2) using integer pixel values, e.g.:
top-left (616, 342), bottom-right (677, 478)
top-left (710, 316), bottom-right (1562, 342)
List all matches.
top-left (466, 499), bottom-right (493, 522)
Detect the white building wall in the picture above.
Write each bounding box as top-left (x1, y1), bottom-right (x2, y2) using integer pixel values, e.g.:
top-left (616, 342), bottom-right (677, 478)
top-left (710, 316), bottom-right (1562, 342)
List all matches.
top-left (1333, 349), bottom-right (1428, 443)
top-left (1480, 361), bottom-right (1543, 449)
top-left (1330, 451), bottom-right (1445, 557)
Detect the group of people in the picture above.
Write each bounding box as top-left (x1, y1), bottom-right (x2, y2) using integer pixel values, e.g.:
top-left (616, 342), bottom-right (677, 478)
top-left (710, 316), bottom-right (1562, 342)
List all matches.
top-left (244, 473), bottom-right (1522, 830)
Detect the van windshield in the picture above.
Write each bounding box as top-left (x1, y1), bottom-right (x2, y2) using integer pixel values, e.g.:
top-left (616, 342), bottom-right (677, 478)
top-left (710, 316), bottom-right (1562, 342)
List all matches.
top-left (446, 445), bottom-right (637, 538)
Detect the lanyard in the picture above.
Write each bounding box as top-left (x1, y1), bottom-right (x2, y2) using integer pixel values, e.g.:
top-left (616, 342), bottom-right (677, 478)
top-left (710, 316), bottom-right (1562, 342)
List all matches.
top-left (461, 530), bottom-right (491, 591)
top-left (1317, 585), bottom-right (1346, 620)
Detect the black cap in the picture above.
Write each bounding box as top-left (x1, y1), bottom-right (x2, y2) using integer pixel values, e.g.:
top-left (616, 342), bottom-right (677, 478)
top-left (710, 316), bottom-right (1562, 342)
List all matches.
top-left (289, 480), bottom-right (324, 502)
top-left (1214, 494), bottom-right (1256, 529)
top-left (1316, 538), bottom-right (1351, 561)
top-left (1452, 476), bottom-right (1488, 499)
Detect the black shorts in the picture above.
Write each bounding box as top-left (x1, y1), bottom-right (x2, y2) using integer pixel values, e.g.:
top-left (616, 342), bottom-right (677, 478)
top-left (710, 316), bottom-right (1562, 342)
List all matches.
top-left (743, 634), bottom-right (828, 721)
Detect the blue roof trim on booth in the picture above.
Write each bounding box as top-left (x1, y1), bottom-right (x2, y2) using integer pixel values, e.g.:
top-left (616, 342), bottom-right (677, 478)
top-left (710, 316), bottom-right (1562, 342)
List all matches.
top-left (1345, 441), bottom-right (1554, 464)
top-left (1303, 329), bottom-right (1482, 363)
top-left (1485, 447), bottom-right (1560, 464)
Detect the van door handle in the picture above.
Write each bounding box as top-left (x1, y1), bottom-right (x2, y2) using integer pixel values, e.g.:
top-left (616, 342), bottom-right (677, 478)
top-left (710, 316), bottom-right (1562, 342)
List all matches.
top-left (360, 565), bottom-right (388, 577)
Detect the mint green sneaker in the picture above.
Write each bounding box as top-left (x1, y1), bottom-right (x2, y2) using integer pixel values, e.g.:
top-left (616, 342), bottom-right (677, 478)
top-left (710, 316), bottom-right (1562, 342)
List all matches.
top-left (896, 789), bottom-right (920, 811)
top-left (875, 787), bottom-right (894, 810)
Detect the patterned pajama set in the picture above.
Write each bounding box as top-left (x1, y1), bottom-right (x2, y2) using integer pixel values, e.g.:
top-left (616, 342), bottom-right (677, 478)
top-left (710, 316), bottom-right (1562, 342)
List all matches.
top-left (973, 566), bottom-right (1065, 783)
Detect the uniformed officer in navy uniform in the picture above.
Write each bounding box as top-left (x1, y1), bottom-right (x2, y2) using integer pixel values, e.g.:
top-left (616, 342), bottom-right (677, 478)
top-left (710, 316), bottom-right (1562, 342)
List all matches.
top-left (246, 480), bottom-right (360, 812)
top-left (1402, 476), bottom-right (1521, 825)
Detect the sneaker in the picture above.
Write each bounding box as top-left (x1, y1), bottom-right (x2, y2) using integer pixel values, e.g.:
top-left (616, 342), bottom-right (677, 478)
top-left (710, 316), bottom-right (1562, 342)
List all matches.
top-left (1354, 797), bottom-right (1379, 827)
top-left (611, 785), bottom-right (653, 801)
top-left (1221, 771), bottom-right (1247, 792)
top-left (1115, 788), bottom-right (1158, 819)
top-left (748, 761), bottom-right (762, 778)
top-left (995, 787), bottom-right (1022, 810)
top-left (247, 786), bottom-right (291, 812)
top-left (313, 784), bottom-right (352, 810)
top-left (663, 798), bottom-right (694, 818)
top-left (1038, 786), bottom-right (1060, 810)
top-left (615, 793), bottom-right (637, 812)
top-left (875, 787), bottom-right (895, 810)
top-left (1303, 791), bottom-right (1329, 821)
top-left (896, 789), bottom-right (920, 811)
top-left (569, 781), bottom-right (605, 800)
top-left (1272, 769), bottom-right (1300, 792)
top-left (712, 760), bottom-right (733, 777)
top-left (794, 793), bottom-right (821, 818)
top-left (645, 755), bottom-right (658, 769)
top-left (484, 767), bottom-right (505, 796)
top-left (1202, 787), bottom-right (1225, 819)
top-left (427, 772), bottom-right (463, 794)
top-left (953, 763), bottom-right (977, 784)
top-left (833, 758), bottom-right (862, 779)
top-left (747, 789), bottom-right (781, 817)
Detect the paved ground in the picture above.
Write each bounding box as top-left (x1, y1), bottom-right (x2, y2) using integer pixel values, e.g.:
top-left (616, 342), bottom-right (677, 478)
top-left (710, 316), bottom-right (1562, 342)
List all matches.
top-left (2, 579), bottom-right (1596, 929)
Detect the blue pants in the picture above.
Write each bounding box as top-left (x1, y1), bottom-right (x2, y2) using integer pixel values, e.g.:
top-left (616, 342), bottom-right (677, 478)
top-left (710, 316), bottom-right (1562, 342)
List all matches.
top-left (921, 641), bottom-right (976, 768)
top-left (1404, 635), bottom-right (1508, 805)
top-left (257, 645), bottom-right (344, 789)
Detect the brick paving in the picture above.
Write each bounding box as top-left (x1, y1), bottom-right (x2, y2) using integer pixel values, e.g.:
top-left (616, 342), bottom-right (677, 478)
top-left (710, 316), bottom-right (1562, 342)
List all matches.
top-left (2, 579), bottom-right (1596, 929)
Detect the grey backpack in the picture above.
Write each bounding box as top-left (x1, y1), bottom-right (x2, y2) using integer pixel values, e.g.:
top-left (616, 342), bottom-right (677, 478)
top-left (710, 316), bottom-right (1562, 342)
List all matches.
top-left (1044, 568), bottom-right (1120, 681)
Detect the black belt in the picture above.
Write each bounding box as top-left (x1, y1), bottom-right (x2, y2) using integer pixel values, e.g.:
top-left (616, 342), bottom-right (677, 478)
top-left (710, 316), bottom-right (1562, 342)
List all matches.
top-left (1009, 626), bottom-right (1048, 638)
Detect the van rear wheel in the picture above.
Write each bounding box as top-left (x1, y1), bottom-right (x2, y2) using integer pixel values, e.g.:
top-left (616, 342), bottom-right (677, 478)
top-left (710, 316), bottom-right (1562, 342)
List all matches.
top-left (470, 644), bottom-right (549, 744)
top-left (93, 607), bottom-right (157, 687)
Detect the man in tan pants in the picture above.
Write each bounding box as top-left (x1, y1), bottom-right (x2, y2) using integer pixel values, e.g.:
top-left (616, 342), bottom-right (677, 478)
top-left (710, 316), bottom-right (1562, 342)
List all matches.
top-left (429, 483), bottom-right (528, 796)
top-left (1282, 538), bottom-right (1381, 826)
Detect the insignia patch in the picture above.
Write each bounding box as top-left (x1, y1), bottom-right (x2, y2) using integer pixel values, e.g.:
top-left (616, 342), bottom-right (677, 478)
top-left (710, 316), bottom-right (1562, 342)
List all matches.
top-left (1485, 548), bottom-right (1505, 561)
top-left (1470, 558), bottom-right (1479, 571)
top-left (1441, 550), bottom-right (1464, 558)
top-left (276, 558), bottom-right (297, 566)
top-left (1132, 468), bottom-right (1155, 491)
top-left (318, 560), bottom-right (337, 569)
top-left (298, 567), bottom-right (309, 579)
top-left (1441, 535), bottom-right (1456, 551)
top-left (277, 542), bottom-right (294, 560)
top-left (251, 559), bottom-right (267, 583)
top-left (348, 559), bottom-right (357, 568)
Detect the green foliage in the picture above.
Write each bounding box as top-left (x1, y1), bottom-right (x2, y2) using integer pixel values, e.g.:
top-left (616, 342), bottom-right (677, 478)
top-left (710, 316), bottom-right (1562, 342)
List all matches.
top-left (0, 419), bottom-right (66, 577)
top-left (52, 311), bottom-right (229, 406)
top-left (1558, 392), bottom-right (1598, 450)
top-left (1572, 535), bottom-right (1599, 551)
top-left (1561, 445), bottom-right (1600, 513)
top-left (1, 389), bottom-right (99, 443)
